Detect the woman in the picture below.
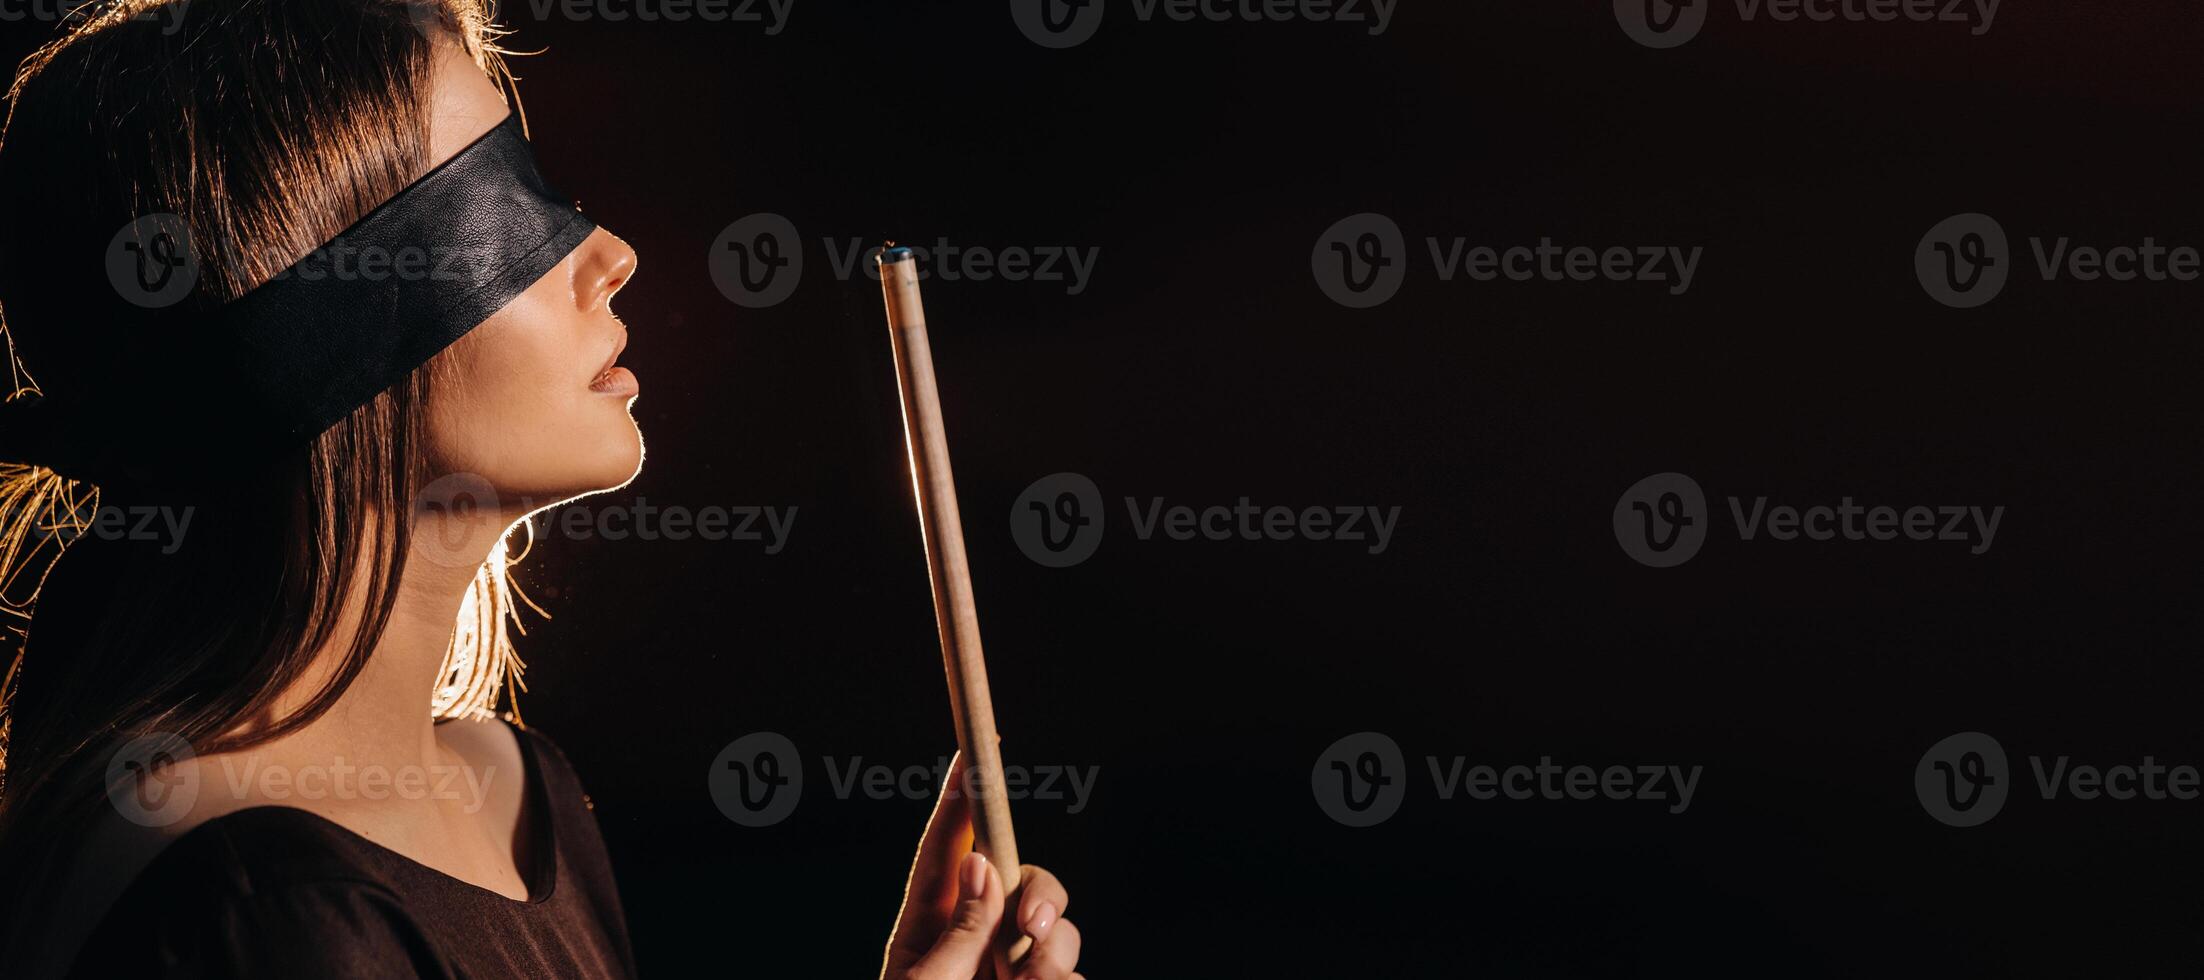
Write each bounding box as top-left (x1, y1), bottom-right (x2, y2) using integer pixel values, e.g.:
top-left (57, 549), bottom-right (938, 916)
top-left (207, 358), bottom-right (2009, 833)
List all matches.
top-left (0, 2), bottom-right (1083, 977)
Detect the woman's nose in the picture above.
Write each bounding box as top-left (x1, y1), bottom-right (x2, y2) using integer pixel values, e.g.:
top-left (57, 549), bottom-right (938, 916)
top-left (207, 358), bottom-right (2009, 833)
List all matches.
top-left (577, 227), bottom-right (637, 312)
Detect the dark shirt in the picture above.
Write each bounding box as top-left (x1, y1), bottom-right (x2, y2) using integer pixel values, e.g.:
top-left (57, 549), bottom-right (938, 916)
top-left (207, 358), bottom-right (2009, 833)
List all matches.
top-left (69, 725), bottom-right (637, 979)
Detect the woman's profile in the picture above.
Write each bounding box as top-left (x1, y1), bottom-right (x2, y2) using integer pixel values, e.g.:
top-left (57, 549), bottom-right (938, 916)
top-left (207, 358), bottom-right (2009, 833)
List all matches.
top-left (0, 2), bottom-right (1083, 977)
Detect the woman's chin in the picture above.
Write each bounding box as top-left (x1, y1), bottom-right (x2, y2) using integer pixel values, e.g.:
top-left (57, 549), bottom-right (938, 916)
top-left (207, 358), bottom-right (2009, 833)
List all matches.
top-left (607, 428), bottom-right (645, 492)
top-left (585, 423), bottom-right (646, 497)
top-left (499, 424), bottom-right (645, 507)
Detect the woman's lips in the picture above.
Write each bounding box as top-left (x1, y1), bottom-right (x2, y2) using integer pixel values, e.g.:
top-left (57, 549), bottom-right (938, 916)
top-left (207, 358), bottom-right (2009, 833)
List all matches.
top-left (589, 365), bottom-right (638, 396)
top-left (590, 332), bottom-right (637, 395)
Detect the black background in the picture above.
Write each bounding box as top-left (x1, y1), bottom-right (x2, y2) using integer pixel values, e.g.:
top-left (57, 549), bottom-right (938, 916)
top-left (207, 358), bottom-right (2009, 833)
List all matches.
top-left (10, 0), bottom-right (2204, 975)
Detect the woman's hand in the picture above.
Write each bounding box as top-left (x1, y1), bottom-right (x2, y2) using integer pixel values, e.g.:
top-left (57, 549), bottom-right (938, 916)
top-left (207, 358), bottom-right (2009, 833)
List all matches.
top-left (882, 752), bottom-right (1084, 980)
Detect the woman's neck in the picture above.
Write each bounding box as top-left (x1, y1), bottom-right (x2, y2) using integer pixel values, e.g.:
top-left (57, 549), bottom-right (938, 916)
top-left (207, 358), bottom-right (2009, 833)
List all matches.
top-left (251, 508), bottom-right (520, 769)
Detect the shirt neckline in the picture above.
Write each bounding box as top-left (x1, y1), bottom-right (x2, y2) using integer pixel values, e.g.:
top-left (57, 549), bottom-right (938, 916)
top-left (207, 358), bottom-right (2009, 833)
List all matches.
top-left (204, 720), bottom-right (560, 907)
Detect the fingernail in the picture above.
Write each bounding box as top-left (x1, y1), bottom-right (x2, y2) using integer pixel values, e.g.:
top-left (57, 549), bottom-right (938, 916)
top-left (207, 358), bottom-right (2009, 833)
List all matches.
top-left (1021, 900), bottom-right (1057, 937)
top-left (962, 852), bottom-right (989, 897)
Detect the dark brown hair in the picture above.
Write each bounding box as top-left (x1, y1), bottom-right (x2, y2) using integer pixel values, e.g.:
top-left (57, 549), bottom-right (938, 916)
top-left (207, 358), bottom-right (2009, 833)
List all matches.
top-left (0, 0), bottom-right (523, 958)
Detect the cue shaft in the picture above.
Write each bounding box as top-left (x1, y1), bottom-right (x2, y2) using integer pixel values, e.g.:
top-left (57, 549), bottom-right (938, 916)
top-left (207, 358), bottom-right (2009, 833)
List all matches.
top-left (876, 248), bottom-right (1026, 929)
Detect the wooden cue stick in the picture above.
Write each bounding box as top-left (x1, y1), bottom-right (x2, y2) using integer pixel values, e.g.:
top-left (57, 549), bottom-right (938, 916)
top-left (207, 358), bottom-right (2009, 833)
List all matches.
top-left (876, 245), bottom-right (1028, 968)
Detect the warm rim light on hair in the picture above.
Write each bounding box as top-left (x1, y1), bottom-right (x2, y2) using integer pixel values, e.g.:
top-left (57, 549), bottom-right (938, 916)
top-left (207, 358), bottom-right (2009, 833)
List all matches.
top-left (433, 524), bottom-right (544, 726)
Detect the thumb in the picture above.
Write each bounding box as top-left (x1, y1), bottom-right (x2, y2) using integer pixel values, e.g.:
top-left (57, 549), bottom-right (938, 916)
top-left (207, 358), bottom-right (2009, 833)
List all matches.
top-left (905, 852), bottom-right (1006, 980)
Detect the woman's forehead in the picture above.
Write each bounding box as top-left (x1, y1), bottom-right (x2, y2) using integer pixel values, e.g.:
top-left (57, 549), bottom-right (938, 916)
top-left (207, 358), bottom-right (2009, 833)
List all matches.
top-left (426, 41), bottom-right (509, 169)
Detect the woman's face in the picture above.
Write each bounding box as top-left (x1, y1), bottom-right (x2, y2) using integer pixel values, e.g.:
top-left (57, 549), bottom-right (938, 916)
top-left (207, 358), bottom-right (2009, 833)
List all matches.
top-left (422, 43), bottom-right (643, 507)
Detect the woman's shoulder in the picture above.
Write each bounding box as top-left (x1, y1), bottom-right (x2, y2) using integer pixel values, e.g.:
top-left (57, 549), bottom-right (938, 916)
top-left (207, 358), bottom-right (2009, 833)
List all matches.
top-left (63, 719), bottom-right (621, 977)
top-left (440, 714), bottom-right (582, 780)
top-left (436, 712), bottom-right (525, 770)
top-left (453, 715), bottom-right (599, 807)
top-left (68, 808), bottom-right (436, 978)
top-left (157, 802), bottom-right (417, 886)
top-left (104, 718), bottom-right (586, 899)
